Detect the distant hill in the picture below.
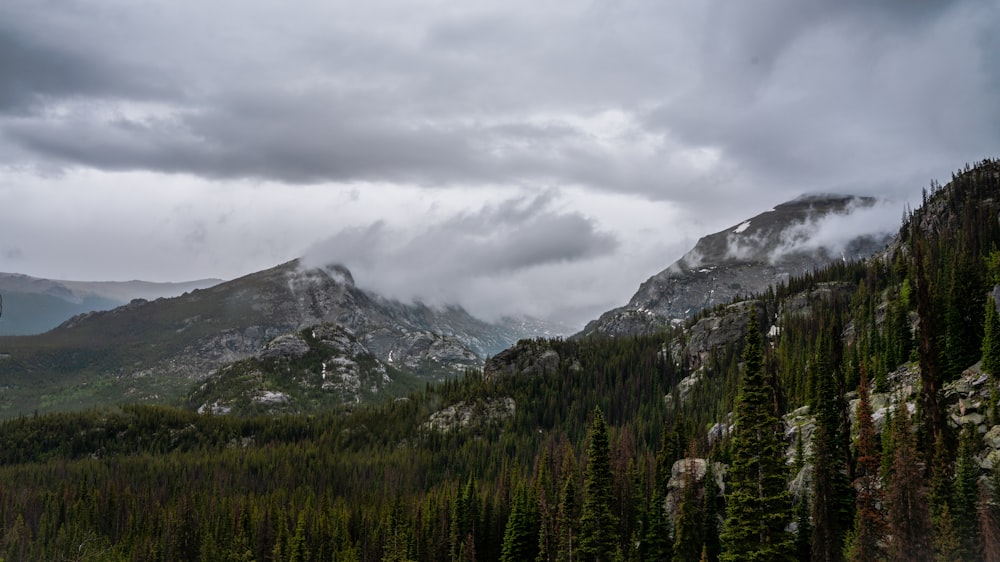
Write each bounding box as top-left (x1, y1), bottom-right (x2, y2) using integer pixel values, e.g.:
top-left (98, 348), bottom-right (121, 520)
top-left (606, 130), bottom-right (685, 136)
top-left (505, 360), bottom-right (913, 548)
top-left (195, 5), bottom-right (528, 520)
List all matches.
top-left (0, 260), bottom-right (565, 417)
top-left (0, 273), bottom-right (222, 335)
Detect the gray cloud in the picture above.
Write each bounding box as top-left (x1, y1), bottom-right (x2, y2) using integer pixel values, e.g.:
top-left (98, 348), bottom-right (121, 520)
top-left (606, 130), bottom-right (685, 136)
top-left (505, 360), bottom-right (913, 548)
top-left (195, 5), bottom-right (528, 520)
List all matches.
top-left (0, 0), bottom-right (997, 327)
top-left (302, 192), bottom-right (618, 322)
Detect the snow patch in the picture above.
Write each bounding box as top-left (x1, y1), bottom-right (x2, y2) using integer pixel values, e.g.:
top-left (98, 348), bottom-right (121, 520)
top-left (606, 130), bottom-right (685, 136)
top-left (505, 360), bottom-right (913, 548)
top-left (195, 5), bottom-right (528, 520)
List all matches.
top-left (732, 220), bottom-right (751, 234)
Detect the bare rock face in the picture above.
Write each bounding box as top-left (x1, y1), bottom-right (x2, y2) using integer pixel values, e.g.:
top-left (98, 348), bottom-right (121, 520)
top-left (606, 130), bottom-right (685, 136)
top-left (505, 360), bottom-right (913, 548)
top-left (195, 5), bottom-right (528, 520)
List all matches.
top-left (423, 397), bottom-right (516, 433)
top-left (483, 340), bottom-right (563, 381)
top-left (683, 300), bottom-right (770, 369)
top-left (578, 195), bottom-right (891, 339)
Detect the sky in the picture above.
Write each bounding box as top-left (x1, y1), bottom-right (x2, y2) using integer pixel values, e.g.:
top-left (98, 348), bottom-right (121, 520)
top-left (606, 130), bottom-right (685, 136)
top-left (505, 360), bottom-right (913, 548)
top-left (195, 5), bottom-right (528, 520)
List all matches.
top-left (1, 0), bottom-right (999, 328)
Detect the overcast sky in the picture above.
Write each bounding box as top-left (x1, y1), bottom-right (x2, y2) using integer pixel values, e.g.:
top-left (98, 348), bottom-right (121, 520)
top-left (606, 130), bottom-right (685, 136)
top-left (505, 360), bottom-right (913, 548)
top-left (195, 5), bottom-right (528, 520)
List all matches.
top-left (1, 0), bottom-right (998, 328)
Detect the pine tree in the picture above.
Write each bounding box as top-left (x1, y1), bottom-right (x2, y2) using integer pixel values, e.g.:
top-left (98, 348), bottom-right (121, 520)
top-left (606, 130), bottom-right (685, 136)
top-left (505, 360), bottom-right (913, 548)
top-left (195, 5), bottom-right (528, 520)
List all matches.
top-left (810, 346), bottom-right (853, 562)
top-left (953, 428), bottom-right (981, 560)
top-left (672, 456), bottom-right (704, 562)
top-left (980, 464), bottom-right (1000, 562)
top-left (845, 369), bottom-right (885, 562)
top-left (538, 450), bottom-right (558, 562)
top-left (792, 430), bottom-right (811, 562)
top-left (578, 407), bottom-right (619, 562)
top-left (885, 401), bottom-right (933, 562)
top-left (719, 310), bottom-right (794, 562)
top-left (701, 461), bottom-right (721, 562)
top-left (556, 448), bottom-right (579, 562)
top-left (983, 294), bottom-right (1000, 425)
top-left (983, 294), bottom-right (1000, 375)
top-left (945, 251), bottom-right (984, 379)
top-left (643, 490), bottom-right (672, 562)
top-left (289, 513), bottom-right (309, 562)
top-left (501, 485), bottom-right (540, 562)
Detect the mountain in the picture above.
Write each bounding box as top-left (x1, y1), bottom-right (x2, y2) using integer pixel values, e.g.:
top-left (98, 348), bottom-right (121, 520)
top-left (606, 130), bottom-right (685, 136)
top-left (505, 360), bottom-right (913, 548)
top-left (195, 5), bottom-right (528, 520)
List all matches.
top-left (0, 260), bottom-right (563, 417)
top-left (0, 273), bottom-right (222, 336)
top-left (577, 194), bottom-right (892, 338)
top-left (2, 160), bottom-right (1000, 561)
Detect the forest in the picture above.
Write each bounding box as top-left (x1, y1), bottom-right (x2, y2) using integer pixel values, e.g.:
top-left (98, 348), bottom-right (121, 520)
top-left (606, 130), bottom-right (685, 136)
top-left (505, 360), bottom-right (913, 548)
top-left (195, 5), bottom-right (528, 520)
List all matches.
top-left (2, 159), bottom-right (1000, 561)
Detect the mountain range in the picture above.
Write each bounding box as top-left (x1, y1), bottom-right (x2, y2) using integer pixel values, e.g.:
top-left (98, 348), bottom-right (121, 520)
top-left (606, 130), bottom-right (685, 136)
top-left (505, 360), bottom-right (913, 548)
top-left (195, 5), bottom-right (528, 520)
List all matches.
top-left (0, 260), bottom-right (565, 416)
top-left (0, 193), bottom-right (890, 417)
top-left (3, 160), bottom-right (1000, 561)
top-left (0, 273), bottom-right (222, 336)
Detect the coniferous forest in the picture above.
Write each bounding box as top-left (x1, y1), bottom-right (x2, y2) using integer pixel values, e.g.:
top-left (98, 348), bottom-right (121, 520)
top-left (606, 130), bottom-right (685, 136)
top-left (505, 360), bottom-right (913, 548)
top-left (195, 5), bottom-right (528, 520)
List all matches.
top-left (3, 159), bottom-right (1000, 561)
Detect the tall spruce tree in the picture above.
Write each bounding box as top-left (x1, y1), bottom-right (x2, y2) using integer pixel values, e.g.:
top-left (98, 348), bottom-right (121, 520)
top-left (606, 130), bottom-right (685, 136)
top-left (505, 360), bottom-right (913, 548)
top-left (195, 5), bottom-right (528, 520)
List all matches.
top-left (845, 369), bottom-right (886, 562)
top-left (701, 460), bottom-right (721, 562)
top-left (885, 401), bottom-right (933, 562)
top-left (810, 345), bottom-right (853, 562)
top-left (982, 292), bottom-right (1000, 375)
top-left (945, 251), bottom-right (984, 379)
top-left (953, 428), bottom-right (981, 560)
top-left (719, 311), bottom-right (794, 562)
top-left (983, 293), bottom-right (1000, 425)
top-left (792, 430), bottom-right (812, 562)
top-left (501, 484), bottom-right (540, 562)
top-left (673, 455), bottom-right (704, 562)
top-left (556, 447), bottom-right (579, 562)
top-left (578, 407), bottom-right (619, 562)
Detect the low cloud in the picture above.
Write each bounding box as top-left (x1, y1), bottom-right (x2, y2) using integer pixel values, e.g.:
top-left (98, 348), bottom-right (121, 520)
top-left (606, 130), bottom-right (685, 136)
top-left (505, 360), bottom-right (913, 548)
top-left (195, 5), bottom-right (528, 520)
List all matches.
top-left (302, 192), bottom-right (619, 323)
top-left (768, 197), bottom-right (899, 263)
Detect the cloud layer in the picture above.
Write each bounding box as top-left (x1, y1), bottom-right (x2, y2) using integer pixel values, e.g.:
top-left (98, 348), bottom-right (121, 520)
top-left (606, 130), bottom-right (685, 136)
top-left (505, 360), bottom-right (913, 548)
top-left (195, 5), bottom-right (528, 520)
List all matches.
top-left (1, 0), bottom-right (998, 327)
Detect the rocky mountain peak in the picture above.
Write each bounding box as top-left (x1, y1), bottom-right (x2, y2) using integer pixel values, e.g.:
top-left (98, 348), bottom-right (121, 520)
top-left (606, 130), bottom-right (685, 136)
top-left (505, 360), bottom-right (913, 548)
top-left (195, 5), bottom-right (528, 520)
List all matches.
top-left (577, 194), bottom-right (892, 339)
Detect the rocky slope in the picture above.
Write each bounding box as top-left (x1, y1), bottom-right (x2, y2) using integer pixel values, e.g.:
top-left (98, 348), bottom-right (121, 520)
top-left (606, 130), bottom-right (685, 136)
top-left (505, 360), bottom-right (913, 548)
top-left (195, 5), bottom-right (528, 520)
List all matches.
top-left (577, 195), bottom-right (891, 338)
top-left (0, 260), bottom-right (558, 416)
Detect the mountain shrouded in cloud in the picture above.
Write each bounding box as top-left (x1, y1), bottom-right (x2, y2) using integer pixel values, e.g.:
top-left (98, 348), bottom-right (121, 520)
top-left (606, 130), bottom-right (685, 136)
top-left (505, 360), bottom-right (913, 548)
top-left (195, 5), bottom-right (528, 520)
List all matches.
top-left (578, 194), bottom-right (897, 338)
top-left (303, 192), bottom-right (618, 325)
top-left (0, 0), bottom-right (998, 323)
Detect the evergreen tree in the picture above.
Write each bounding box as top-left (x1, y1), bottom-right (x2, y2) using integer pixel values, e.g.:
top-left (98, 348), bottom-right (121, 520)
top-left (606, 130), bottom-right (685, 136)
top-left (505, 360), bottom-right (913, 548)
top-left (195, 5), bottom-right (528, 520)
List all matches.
top-left (643, 490), bottom-right (672, 562)
top-left (452, 478), bottom-right (479, 562)
top-left (809, 346), bottom-right (853, 562)
top-left (983, 294), bottom-right (1000, 425)
top-left (792, 431), bottom-right (811, 562)
top-left (913, 234), bottom-right (948, 465)
top-left (885, 401), bottom-right (933, 562)
top-left (983, 294), bottom-right (1000, 375)
top-left (701, 461), bottom-right (721, 562)
top-left (538, 451), bottom-right (558, 562)
top-left (945, 251), bottom-right (984, 379)
top-left (719, 311), bottom-right (794, 562)
top-left (501, 485), bottom-right (540, 562)
top-left (672, 456), bottom-right (704, 562)
top-left (953, 428), bottom-right (981, 560)
top-left (981, 463), bottom-right (1000, 562)
top-left (578, 407), bottom-right (619, 562)
top-left (845, 369), bottom-right (886, 562)
top-left (289, 513), bottom-right (309, 562)
top-left (556, 448), bottom-right (579, 562)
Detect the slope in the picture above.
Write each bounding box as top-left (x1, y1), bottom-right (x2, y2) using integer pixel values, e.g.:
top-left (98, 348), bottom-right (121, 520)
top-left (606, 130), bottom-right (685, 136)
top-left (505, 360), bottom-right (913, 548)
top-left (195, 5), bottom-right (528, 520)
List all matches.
top-left (577, 194), bottom-right (892, 338)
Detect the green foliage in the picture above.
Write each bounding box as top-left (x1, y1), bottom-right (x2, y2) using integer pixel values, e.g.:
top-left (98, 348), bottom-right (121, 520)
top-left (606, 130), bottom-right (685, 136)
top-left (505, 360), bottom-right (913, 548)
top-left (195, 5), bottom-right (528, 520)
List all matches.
top-left (672, 457), bottom-right (704, 562)
top-left (501, 484), bottom-right (539, 562)
top-left (809, 345), bottom-right (853, 562)
top-left (578, 407), bottom-right (619, 562)
top-left (886, 401), bottom-right (933, 562)
top-left (719, 311), bottom-right (794, 562)
top-left (983, 295), bottom-right (1000, 376)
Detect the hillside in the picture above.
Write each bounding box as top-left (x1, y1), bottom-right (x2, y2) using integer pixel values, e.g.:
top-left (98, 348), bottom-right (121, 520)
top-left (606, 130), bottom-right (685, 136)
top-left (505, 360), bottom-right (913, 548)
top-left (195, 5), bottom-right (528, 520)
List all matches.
top-left (1, 159), bottom-right (1000, 561)
top-left (0, 260), bottom-right (559, 417)
top-left (0, 273), bottom-right (221, 335)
